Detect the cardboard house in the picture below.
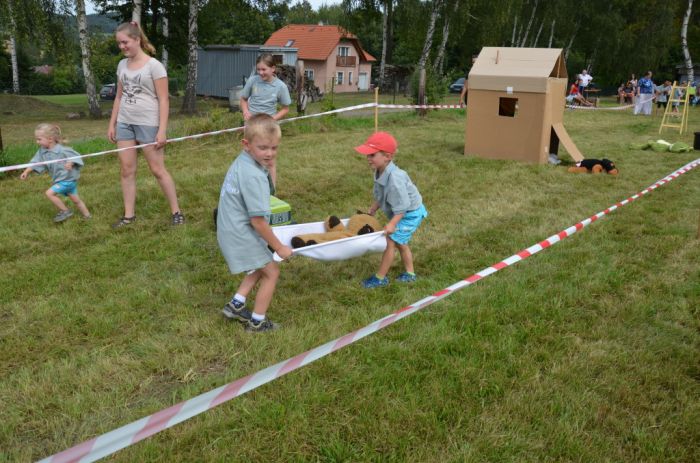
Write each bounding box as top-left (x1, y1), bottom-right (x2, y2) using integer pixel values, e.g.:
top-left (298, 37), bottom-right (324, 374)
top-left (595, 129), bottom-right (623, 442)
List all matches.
top-left (464, 47), bottom-right (583, 164)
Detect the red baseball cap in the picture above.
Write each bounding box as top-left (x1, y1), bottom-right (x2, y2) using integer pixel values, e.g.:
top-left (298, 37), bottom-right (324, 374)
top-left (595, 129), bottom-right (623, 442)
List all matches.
top-left (354, 131), bottom-right (398, 155)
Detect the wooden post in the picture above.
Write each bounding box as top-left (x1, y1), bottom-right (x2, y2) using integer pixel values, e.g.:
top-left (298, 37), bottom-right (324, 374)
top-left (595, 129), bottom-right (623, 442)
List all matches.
top-left (697, 209), bottom-right (700, 239)
top-left (296, 60), bottom-right (306, 116)
top-left (0, 126), bottom-right (3, 153)
top-left (374, 87), bottom-right (379, 132)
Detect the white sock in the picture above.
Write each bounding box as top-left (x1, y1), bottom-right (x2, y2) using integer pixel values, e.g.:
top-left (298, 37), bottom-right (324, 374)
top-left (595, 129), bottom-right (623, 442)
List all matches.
top-left (252, 312), bottom-right (265, 322)
top-left (233, 294), bottom-right (246, 304)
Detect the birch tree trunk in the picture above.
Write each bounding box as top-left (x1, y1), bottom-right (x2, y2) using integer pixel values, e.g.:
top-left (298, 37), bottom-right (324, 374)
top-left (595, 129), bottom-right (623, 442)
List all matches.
top-left (181, 0), bottom-right (199, 114)
top-left (7, 0), bottom-right (20, 94)
top-left (531, 20), bottom-right (543, 47)
top-left (76, 0), bottom-right (101, 118)
top-left (519, 0), bottom-right (538, 47)
top-left (132, 0), bottom-right (142, 24)
top-left (548, 19), bottom-right (555, 48)
top-left (511, 14), bottom-right (518, 46)
top-left (564, 23), bottom-right (579, 61)
top-left (681, 0), bottom-right (694, 85)
top-left (379, 0), bottom-right (388, 89)
top-left (417, 0), bottom-right (441, 71)
top-left (162, 14), bottom-right (169, 70)
top-left (434, 0), bottom-right (460, 75)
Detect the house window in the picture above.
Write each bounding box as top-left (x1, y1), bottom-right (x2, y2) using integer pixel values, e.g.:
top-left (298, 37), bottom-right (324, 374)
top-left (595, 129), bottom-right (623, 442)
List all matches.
top-left (336, 72), bottom-right (344, 85)
top-left (348, 71), bottom-right (353, 85)
top-left (338, 46), bottom-right (350, 56)
top-left (284, 40), bottom-right (294, 47)
top-left (305, 69), bottom-right (315, 81)
top-left (272, 54), bottom-right (283, 65)
top-left (498, 97), bottom-right (518, 117)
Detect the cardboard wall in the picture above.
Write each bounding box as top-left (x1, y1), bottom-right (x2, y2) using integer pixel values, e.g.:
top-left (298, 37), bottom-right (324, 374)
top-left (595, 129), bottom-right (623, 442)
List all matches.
top-left (465, 89), bottom-right (548, 163)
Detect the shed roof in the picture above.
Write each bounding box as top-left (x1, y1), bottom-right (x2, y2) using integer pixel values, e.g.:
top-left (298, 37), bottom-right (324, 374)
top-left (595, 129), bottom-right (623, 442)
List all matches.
top-left (469, 47), bottom-right (567, 93)
top-left (265, 24), bottom-right (376, 62)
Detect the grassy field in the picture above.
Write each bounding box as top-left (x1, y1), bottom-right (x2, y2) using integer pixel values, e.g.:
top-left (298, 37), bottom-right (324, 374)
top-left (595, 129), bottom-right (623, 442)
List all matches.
top-left (1, 94), bottom-right (699, 462)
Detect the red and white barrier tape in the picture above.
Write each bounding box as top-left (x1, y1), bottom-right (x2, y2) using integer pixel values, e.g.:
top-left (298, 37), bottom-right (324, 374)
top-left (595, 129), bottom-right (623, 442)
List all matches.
top-left (565, 94), bottom-right (655, 111)
top-left (0, 103), bottom-right (377, 174)
top-left (376, 103), bottom-right (463, 109)
top-left (39, 157), bottom-right (700, 463)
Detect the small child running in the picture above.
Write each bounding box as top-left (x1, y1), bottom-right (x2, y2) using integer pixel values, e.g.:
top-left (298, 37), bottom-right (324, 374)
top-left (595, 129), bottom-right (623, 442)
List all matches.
top-left (354, 131), bottom-right (428, 288)
top-left (20, 123), bottom-right (91, 223)
top-left (217, 114), bottom-right (293, 332)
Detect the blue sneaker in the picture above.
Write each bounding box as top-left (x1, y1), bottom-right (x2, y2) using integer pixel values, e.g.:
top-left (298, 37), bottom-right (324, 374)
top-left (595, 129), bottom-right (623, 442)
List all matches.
top-left (362, 275), bottom-right (389, 288)
top-left (396, 272), bottom-right (417, 283)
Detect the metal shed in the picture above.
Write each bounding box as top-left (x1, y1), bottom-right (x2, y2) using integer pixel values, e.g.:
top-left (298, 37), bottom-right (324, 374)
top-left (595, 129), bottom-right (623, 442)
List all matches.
top-left (196, 45), bottom-right (298, 98)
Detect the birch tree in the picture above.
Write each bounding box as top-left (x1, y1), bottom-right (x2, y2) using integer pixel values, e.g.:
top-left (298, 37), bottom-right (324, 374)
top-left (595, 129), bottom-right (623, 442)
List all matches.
top-left (132, 0), bottom-right (142, 24)
top-left (379, 0), bottom-right (389, 88)
top-left (182, 0), bottom-right (200, 114)
top-left (547, 19), bottom-right (555, 48)
top-left (433, 0), bottom-right (460, 75)
top-left (162, 13), bottom-right (169, 70)
top-left (681, 0), bottom-right (694, 85)
top-left (417, 0), bottom-right (441, 71)
top-left (6, 0), bottom-right (20, 94)
top-left (519, 0), bottom-right (538, 47)
top-left (75, 0), bottom-right (101, 117)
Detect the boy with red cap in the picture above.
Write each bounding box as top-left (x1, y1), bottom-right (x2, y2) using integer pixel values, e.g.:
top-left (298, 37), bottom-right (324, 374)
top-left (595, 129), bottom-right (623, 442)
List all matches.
top-left (354, 131), bottom-right (428, 288)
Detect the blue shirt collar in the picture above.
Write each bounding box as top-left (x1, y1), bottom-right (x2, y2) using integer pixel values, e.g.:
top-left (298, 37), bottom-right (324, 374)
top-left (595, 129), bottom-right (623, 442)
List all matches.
top-left (375, 161), bottom-right (396, 185)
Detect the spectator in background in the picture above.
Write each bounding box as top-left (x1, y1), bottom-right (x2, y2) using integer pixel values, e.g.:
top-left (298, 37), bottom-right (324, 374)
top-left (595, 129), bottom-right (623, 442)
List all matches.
top-left (578, 69), bottom-right (593, 94)
top-left (459, 55), bottom-right (479, 107)
top-left (628, 73), bottom-right (638, 90)
top-left (567, 78), bottom-right (594, 107)
top-left (686, 81), bottom-right (697, 106)
top-left (655, 80), bottom-right (672, 110)
top-left (618, 81), bottom-right (635, 103)
top-left (634, 71), bottom-right (655, 115)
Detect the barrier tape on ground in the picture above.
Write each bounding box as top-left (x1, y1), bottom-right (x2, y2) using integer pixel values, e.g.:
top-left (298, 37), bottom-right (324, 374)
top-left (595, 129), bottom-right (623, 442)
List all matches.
top-left (39, 157), bottom-right (700, 463)
top-left (566, 94), bottom-right (655, 111)
top-left (376, 104), bottom-right (463, 109)
top-left (0, 103), bottom-right (377, 174)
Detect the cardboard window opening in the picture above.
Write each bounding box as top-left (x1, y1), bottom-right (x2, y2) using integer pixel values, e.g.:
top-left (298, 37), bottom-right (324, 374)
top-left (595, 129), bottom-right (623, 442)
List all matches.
top-left (499, 97), bottom-right (518, 117)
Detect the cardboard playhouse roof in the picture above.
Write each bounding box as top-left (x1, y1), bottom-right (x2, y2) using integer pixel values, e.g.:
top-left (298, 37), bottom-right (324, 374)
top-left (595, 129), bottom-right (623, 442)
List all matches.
top-left (469, 47), bottom-right (567, 93)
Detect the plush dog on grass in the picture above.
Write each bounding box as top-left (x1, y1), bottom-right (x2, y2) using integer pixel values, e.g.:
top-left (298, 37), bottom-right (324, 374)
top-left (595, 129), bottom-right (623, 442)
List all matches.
top-left (568, 158), bottom-right (619, 175)
top-left (291, 213), bottom-right (382, 248)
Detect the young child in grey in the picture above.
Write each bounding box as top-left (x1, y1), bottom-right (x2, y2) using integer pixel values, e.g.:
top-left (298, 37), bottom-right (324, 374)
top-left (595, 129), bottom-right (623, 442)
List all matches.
top-left (217, 114), bottom-right (293, 332)
top-left (354, 131), bottom-right (428, 288)
top-left (20, 123), bottom-right (91, 223)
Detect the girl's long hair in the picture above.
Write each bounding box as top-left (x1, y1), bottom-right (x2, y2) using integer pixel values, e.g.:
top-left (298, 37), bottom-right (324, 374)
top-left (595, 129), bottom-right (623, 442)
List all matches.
top-left (116, 21), bottom-right (156, 55)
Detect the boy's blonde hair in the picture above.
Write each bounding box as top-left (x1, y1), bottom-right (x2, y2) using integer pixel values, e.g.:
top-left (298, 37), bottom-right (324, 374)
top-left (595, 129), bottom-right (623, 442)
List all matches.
top-left (35, 123), bottom-right (65, 143)
top-left (244, 114), bottom-right (281, 141)
top-left (256, 53), bottom-right (276, 68)
top-left (116, 22), bottom-right (156, 55)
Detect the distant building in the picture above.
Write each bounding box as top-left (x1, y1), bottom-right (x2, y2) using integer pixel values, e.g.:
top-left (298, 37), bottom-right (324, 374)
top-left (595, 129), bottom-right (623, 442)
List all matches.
top-left (265, 24), bottom-right (376, 93)
top-left (675, 64), bottom-right (700, 85)
top-left (196, 45), bottom-right (298, 98)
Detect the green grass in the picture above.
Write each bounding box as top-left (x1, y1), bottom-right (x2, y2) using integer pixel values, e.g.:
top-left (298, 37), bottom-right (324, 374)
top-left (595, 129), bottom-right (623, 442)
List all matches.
top-left (1, 97), bottom-right (699, 462)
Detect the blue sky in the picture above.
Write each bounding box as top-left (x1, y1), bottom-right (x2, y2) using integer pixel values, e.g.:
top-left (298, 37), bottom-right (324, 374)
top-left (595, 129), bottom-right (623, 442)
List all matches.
top-left (86, 0), bottom-right (341, 15)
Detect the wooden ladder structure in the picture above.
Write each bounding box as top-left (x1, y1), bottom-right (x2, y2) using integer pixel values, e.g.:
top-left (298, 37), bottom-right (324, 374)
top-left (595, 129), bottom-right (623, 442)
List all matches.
top-left (659, 81), bottom-right (690, 134)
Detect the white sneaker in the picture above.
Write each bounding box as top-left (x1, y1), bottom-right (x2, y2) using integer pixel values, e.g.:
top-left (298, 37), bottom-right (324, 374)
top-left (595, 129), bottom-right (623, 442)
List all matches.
top-left (548, 154), bottom-right (562, 165)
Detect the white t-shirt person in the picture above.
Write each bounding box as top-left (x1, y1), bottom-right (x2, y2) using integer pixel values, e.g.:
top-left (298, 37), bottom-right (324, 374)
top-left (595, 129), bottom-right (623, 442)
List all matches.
top-left (116, 57), bottom-right (167, 127)
top-left (579, 70), bottom-right (593, 88)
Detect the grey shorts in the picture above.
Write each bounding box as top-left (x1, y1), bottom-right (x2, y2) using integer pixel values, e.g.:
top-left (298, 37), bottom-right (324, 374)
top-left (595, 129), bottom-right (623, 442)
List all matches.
top-left (115, 122), bottom-right (159, 143)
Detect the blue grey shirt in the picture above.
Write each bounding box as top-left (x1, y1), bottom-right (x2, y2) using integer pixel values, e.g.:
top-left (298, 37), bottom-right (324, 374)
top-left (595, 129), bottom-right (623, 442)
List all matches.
top-left (241, 75), bottom-right (291, 116)
top-left (29, 144), bottom-right (84, 183)
top-left (217, 150), bottom-right (273, 274)
top-left (373, 161), bottom-right (423, 220)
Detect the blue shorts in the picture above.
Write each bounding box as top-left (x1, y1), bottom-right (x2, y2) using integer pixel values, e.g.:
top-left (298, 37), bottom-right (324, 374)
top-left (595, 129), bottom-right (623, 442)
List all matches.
top-left (51, 181), bottom-right (78, 196)
top-left (115, 122), bottom-right (159, 143)
top-left (390, 204), bottom-right (428, 245)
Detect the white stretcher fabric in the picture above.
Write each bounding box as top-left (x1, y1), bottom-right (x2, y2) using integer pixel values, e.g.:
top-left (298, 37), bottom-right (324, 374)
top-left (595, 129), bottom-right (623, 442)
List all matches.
top-left (273, 218), bottom-right (386, 262)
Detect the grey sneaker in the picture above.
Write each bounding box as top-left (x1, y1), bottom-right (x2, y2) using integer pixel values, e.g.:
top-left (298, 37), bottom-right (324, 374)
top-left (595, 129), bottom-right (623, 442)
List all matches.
top-left (548, 153), bottom-right (562, 165)
top-left (53, 210), bottom-right (73, 223)
top-left (245, 318), bottom-right (279, 333)
top-left (222, 300), bottom-right (252, 323)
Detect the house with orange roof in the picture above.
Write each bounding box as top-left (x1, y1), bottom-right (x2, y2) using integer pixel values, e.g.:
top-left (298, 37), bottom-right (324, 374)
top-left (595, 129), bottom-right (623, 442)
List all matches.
top-left (265, 24), bottom-right (376, 93)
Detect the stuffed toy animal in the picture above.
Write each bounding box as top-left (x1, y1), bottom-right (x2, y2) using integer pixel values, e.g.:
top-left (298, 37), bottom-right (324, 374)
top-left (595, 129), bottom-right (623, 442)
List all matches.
top-left (291, 213), bottom-right (382, 248)
top-left (568, 158), bottom-right (619, 175)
